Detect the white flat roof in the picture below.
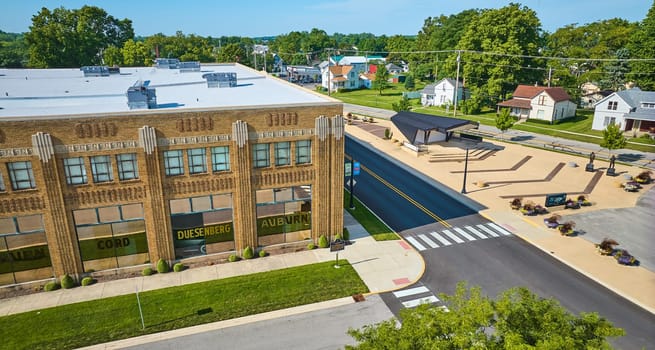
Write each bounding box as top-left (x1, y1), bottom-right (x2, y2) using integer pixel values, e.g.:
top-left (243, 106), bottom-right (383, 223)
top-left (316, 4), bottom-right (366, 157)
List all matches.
top-left (0, 63), bottom-right (336, 120)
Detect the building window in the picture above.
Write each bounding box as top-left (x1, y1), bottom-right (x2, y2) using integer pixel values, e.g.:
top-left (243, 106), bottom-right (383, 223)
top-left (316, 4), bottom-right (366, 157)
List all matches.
top-left (296, 140), bottom-right (311, 164)
top-left (164, 150), bottom-right (184, 176)
top-left (275, 142), bottom-right (291, 166)
top-left (608, 101), bottom-right (618, 110)
top-left (641, 102), bottom-right (655, 109)
top-left (90, 155), bottom-right (113, 183)
top-left (117, 153), bottom-right (139, 181)
top-left (187, 148), bottom-right (207, 174)
top-left (211, 146), bottom-right (230, 172)
top-left (6, 161), bottom-right (36, 190)
top-left (253, 143), bottom-right (270, 168)
top-left (603, 116), bottom-right (616, 127)
top-left (0, 173), bottom-right (5, 191)
top-left (538, 95), bottom-right (545, 105)
top-left (63, 157), bottom-right (87, 185)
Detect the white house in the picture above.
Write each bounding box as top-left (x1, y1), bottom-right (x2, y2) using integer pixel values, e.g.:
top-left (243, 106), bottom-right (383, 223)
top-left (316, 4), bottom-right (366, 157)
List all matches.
top-left (497, 85), bottom-right (576, 123)
top-left (420, 78), bottom-right (464, 107)
top-left (321, 55), bottom-right (386, 92)
top-left (591, 88), bottom-right (655, 133)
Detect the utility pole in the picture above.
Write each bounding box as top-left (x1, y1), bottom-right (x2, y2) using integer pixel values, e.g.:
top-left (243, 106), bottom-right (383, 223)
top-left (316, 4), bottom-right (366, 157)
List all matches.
top-left (453, 50), bottom-right (461, 117)
top-left (253, 47), bottom-right (257, 71)
top-left (327, 48), bottom-right (332, 96)
top-left (547, 66), bottom-right (552, 87)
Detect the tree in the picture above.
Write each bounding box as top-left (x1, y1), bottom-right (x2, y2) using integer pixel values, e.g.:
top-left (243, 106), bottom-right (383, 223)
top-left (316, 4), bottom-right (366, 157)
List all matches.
top-left (121, 39), bottom-right (152, 67)
top-left (601, 48), bottom-right (630, 90)
top-left (216, 43), bottom-right (246, 63)
top-left (373, 64), bottom-right (390, 95)
top-left (25, 6), bottom-right (133, 67)
top-left (346, 283), bottom-right (624, 349)
top-left (600, 123), bottom-right (627, 154)
top-left (392, 95), bottom-right (412, 112)
top-left (628, 1), bottom-right (655, 90)
top-left (495, 107), bottom-right (515, 139)
top-left (403, 74), bottom-right (415, 90)
top-left (102, 45), bottom-right (122, 66)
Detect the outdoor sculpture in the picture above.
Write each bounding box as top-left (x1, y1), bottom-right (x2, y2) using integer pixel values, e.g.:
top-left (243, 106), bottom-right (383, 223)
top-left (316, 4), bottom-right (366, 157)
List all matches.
top-left (607, 155), bottom-right (616, 176)
top-left (585, 152), bottom-right (595, 172)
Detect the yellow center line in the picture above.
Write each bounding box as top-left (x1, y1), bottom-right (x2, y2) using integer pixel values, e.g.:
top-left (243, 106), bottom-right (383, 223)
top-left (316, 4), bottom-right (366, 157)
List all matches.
top-left (358, 163), bottom-right (451, 228)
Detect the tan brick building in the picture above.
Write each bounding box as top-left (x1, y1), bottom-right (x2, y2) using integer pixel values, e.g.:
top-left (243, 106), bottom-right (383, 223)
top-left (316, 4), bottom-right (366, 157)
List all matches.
top-left (0, 63), bottom-right (344, 286)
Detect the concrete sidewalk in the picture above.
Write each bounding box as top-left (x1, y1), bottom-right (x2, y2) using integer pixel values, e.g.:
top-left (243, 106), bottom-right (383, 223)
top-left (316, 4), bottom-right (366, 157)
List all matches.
top-left (0, 210), bottom-right (423, 317)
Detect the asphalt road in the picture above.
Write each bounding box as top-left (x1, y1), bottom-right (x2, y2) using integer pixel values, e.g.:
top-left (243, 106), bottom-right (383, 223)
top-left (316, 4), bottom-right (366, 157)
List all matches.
top-left (346, 135), bottom-right (655, 349)
top-left (124, 294), bottom-right (393, 350)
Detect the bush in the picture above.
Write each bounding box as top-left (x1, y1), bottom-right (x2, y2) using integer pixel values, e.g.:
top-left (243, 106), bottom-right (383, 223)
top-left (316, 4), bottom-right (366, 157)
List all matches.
top-left (44, 281), bottom-right (60, 292)
top-left (142, 267), bottom-right (154, 276)
top-left (334, 234), bottom-right (343, 241)
top-left (258, 250), bottom-right (267, 258)
top-left (384, 128), bottom-right (391, 139)
top-left (228, 254), bottom-right (239, 262)
top-left (156, 259), bottom-right (169, 273)
top-left (173, 263), bottom-right (185, 272)
top-left (318, 235), bottom-right (329, 248)
top-left (343, 227), bottom-right (350, 241)
top-left (243, 246), bottom-right (254, 259)
top-left (307, 242), bottom-right (316, 250)
top-left (60, 274), bottom-right (75, 289)
top-left (81, 277), bottom-right (95, 286)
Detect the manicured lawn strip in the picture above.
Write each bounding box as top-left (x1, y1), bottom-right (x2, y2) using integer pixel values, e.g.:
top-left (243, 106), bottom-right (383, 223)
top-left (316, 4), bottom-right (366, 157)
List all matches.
top-left (0, 261), bottom-right (367, 350)
top-left (344, 191), bottom-right (399, 241)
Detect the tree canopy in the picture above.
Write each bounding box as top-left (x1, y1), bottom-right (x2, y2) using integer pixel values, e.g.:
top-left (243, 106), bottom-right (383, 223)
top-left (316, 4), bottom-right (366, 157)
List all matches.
top-left (346, 283), bottom-right (624, 349)
top-left (600, 123), bottom-right (627, 153)
top-left (373, 64), bottom-right (390, 95)
top-left (495, 107), bottom-right (515, 138)
top-left (25, 6), bottom-right (134, 67)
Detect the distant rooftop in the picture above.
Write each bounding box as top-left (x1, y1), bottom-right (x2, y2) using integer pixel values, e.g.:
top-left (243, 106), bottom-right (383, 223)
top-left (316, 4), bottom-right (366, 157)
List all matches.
top-left (0, 63), bottom-right (336, 120)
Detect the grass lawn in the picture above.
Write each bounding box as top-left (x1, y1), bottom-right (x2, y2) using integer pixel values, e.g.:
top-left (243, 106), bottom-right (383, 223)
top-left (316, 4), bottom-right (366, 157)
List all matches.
top-left (344, 190), bottom-right (399, 241)
top-left (0, 261), bottom-right (367, 350)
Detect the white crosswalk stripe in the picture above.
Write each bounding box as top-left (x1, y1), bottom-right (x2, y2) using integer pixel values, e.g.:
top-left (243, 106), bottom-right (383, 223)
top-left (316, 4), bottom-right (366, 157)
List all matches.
top-left (454, 227), bottom-right (476, 241)
top-left (442, 229), bottom-right (465, 243)
top-left (405, 236), bottom-right (426, 251)
top-left (477, 224), bottom-right (499, 237)
top-left (393, 286), bottom-right (429, 298)
top-left (418, 234), bottom-right (439, 248)
top-left (429, 231), bottom-right (452, 246)
top-left (488, 222), bottom-right (512, 236)
top-left (402, 295), bottom-right (439, 308)
top-left (465, 226), bottom-right (488, 239)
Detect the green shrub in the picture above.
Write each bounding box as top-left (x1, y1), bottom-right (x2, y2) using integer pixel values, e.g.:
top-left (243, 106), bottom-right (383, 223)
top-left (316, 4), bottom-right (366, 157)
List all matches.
top-left (44, 281), bottom-right (60, 292)
top-left (318, 235), bottom-right (329, 248)
top-left (343, 227), bottom-right (350, 241)
top-left (81, 277), bottom-right (95, 286)
top-left (228, 254), bottom-right (239, 262)
top-left (156, 259), bottom-right (169, 273)
top-left (142, 267), bottom-right (154, 276)
top-left (384, 128), bottom-right (392, 139)
top-left (60, 274), bottom-right (75, 289)
top-left (243, 246), bottom-right (254, 259)
top-left (334, 234), bottom-right (343, 241)
top-left (173, 263), bottom-right (185, 272)
top-left (258, 249), bottom-right (267, 257)
top-left (307, 242), bottom-right (316, 250)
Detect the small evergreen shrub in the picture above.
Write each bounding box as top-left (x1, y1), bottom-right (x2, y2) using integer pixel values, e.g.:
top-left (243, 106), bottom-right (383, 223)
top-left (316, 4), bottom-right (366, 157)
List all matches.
top-left (343, 227), bottom-right (350, 241)
top-left (243, 246), bottom-right (254, 259)
top-left (81, 277), bottom-right (95, 286)
top-left (307, 242), bottom-right (316, 250)
top-left (384, 128), bottom-right (391, 139)
top-left (173, 263), bottom-right (185, 272)
top-left (334, 234), bottom-right (343, 241)
top-left (44, 281), bottom-right (60, 292)
top-left (156, 258), bottom-right (169, 273)
top-left (228, 254), bottom-right (239, 262)
top-left (142, 267), bottom-right (154, 276)
top-left (318, 235), bottom-right (329, 248)
top-left (60, 274), bottom-right (75, 289)
top-left (258, 250), bottom-right (267, 257)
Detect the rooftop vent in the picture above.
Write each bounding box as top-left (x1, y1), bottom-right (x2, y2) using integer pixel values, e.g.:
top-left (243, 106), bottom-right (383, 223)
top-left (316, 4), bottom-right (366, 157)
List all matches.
top-left (81, 66), bottom-right (110, 77)
top-left (202, 72), bottom-right (237, 88)
top-left (127, 80), bottom-right (157, 109)
top-left (108, 66), bottom-right (121, 75)
top-left (179, 61), bottom-right (201, 72)
top-left (155, 58), bottom-right (180, 69)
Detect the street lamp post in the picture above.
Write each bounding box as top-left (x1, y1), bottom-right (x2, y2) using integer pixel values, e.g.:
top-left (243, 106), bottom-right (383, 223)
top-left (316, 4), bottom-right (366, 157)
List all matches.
top-left (461, 147), bottom-right (469, 194)
top-left (349, 158), bottom-right (355, 209)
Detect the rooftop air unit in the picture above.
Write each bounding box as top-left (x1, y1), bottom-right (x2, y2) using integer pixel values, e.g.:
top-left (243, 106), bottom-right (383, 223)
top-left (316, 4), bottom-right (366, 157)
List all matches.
top-left (126, 80), bottom-right (157, 109)
top-left (81, 66), bottom-right (110, 77)
top-left (155, 58), bottom-right (180, 69)
top-left (202, 72), bottom-right (237, 88)
top-left (179, 61), bottom-right (201, 72)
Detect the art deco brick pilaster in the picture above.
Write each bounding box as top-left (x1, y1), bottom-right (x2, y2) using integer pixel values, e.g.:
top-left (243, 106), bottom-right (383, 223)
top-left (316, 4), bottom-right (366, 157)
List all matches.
top-left (32, 132), bottom-right (83, 278)
top-left (312, 116), bottom-right (330, 241)
top-left (139, 126), bottom-right (174, 262)
top-left (231, 120), bottom-right (257, 253)
top-left (329, 115), bottom-right (345, 239)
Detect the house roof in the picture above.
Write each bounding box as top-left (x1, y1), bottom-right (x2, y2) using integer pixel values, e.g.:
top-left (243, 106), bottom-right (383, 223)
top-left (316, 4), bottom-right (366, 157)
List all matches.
top-left (604, 88), bottom-right (655, 121)
top-left (497, 99), bottom-right (532, 109)
top-left (339, 56), bottom-right (367, 65)
top-left (391, 111), bottom-right (478, 145)
top-left (360, 73), bottom-right (376, 80)
top-left (511, 85), bottom-right (572, 102)
top-left (421, 83), bottom-right (437, 94)
top-left (329, 65), bottom-right (353, 76)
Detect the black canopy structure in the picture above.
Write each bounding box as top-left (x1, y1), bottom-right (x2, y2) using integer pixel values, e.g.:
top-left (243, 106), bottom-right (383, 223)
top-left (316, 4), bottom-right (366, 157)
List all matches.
top-left (390, 111), bottom-right (479, 145)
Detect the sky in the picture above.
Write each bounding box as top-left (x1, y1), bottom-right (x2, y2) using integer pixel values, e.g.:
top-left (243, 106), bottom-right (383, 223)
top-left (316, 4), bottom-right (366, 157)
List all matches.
top-left (0, 0), bottom-right (652, 38)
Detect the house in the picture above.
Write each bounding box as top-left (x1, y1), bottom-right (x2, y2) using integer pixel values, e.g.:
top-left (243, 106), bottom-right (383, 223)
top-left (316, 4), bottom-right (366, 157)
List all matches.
top-left (385, 63), bottom-right (403, 74)
top-left (323, 65), bottom-right (358, 92)
top-left (359, 73), bottom-right (375, 89)
top-left (421, 78), bottom-right (465, 107)
top-left (581, 90), bottom-right (613, 109)
top-left (497, 85), bottom-right (576, 122)
top-left (591, 88), bottom-right (655, 133)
